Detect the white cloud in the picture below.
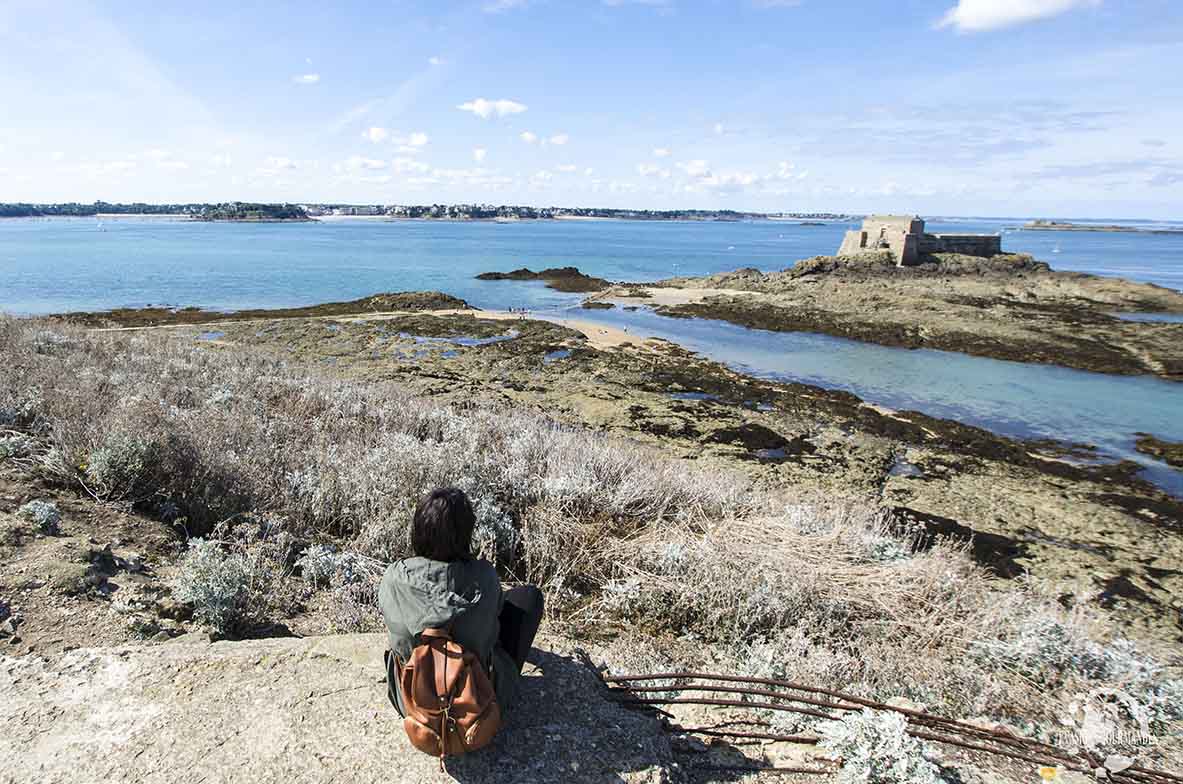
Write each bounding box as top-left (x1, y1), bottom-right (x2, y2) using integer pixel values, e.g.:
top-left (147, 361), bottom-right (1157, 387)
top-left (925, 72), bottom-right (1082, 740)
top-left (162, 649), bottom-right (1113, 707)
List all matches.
top-left (364, 127), bottom-right (389, 143)
top-left (549, 133), bottom-right (569, 145)
top-left (520, 131), bottom-right (538, 144)
top-left (713, 122), bottom-right (725, 135)
top-left (50, 151), bottom-right (66, 161)
top-left (637, 163), bottom-right (671, 178)
top-left (584, 167), bottom-right (595, 176)
top-left (293, 73), bottom-right (320, 84)
top-left (428, 56), bottom-right (445, 66)
top-left (702, 171), bottom-right (759, 189)
top-left (937, 0), bottom-right (1099, 32)
top-left (210, 154), bottom-right (233, 168)
top-left (144, 148), bottom-right (172, 161)
top-left (159, 160), bottom-right (190, 171)
top-left (344, 155), bottom-right (387, 171)
top-left (457, 98), bottom-right (528, 119)
top-left (473, 147), bottom-right (488, 162)
top-left (404, 132), bottom-right (429, 147)
top-left (555, 164), bottom-right (578, 173)
top-left (391, 157), bottom-right (430, 174)
top-left (653, 147), bottom-right (671, 157)
top-left (531, 170), bottom-right (553, 182)
top-left (678, 159), bottom-right (711, 177)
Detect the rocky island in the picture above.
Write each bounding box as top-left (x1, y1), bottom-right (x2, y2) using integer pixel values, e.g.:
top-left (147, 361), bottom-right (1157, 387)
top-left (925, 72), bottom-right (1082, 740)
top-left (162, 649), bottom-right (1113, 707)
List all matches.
top-left (589, 251), bottom-right (1183, 380)
top-left (475, 266), bottom-right (611, 292)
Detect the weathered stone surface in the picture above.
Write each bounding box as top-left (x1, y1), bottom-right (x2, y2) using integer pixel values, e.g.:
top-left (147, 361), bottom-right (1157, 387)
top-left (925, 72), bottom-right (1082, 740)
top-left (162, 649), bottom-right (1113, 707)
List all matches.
top-left (0, 633), bottom-right (673, 784)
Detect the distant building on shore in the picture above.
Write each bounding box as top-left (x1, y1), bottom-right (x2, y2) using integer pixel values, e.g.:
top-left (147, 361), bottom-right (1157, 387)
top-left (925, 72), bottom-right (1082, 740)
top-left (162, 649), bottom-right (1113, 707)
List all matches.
top-left (838, 215), bottom-right (1001, 266)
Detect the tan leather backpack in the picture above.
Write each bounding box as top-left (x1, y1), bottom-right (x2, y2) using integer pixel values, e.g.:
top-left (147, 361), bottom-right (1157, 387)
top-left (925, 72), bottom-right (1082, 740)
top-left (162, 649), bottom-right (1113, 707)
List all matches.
top-left (397, 627), bottom-right (503, 769)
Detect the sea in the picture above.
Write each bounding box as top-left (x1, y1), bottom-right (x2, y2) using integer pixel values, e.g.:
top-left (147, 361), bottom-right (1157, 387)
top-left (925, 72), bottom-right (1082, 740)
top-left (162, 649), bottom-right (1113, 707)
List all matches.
top-left (2, 215), bottom-right (1181, 493)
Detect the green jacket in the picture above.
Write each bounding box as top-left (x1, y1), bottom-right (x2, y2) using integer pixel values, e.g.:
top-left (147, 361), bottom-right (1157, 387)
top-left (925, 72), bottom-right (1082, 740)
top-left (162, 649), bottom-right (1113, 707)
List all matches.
top-left (377, 556), bottom-right (519, 714)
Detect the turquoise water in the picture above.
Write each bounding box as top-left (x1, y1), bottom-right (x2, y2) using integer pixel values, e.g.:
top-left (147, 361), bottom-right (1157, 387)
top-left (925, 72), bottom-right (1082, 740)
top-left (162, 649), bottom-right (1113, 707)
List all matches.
top-left (2, 215), bottom-right (1181, 493)
top-left (2, 215), bottom-right (1180, 316)
top-left (565, 305), bottom-right (1183, 496)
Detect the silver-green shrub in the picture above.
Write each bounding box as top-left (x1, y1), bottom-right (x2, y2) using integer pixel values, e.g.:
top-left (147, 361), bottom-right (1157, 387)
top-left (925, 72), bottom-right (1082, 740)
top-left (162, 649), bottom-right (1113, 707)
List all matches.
top-left (818, 709), bottom-right (947, 784)
top-left (970, 614), bottom-right (1107, 685)
top-left (0, 434), bottom-right (34, 460)
top-left (295, 544), bottom-right (364, 587)
top-left (18, 499), bottom-right (61, 534)
top-left (85, 433), bottom-right (158, 499)
top-left (172, 539), bottom-right (260, 634)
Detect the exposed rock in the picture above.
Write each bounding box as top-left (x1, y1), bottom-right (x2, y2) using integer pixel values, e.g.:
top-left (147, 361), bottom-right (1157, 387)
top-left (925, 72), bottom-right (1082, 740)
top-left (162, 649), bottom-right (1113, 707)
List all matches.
top-left (0, 633), bottom-right (672, 783)
top-left (56, 291), bottom-right (472, 329)
top-left (1134, 433), bottom-right (1183, 469)
top-left (476, 267), bottom-right (611, 293)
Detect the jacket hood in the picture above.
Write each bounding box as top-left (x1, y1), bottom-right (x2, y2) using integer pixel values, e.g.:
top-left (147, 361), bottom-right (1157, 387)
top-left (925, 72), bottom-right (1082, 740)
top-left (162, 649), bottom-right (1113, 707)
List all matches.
top-left (386, 556), bottom-right (487, 632)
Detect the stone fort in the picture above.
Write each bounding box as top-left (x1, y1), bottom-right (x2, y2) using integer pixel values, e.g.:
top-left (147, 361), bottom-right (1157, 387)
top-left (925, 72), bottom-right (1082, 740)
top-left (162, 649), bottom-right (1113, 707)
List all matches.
top-left (838, 215), bottom-right (1001, 266)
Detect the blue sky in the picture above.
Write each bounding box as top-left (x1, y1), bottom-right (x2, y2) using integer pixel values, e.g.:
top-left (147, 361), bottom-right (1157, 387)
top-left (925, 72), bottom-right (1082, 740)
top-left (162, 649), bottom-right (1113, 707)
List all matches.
top-left (1, 0), bottom-right (1181, 217)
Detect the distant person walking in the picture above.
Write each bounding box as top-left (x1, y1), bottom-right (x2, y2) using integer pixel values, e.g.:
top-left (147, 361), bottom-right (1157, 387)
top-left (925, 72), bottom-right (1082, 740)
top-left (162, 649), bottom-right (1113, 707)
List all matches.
top-left (378, 488), bottom-right (543, 722)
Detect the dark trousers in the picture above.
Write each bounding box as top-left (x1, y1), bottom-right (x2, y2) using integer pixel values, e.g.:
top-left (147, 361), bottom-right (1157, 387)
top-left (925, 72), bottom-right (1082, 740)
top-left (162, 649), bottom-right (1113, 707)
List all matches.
top-left (498, 584), bottom-right (544, 672)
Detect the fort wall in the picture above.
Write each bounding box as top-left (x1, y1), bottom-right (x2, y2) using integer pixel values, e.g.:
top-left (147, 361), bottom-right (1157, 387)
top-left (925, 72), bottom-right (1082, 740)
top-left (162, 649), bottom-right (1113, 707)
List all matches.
top-left (838, 215), bottom-right (1001, 266)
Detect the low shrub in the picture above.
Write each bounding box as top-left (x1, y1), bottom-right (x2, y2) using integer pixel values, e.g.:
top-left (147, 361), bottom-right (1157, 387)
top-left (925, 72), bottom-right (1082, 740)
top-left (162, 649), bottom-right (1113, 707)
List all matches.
top-left (295, 544), bottom-right (365, 587)
top-left (85, 433), bottom-right (160, 500)
top-left (18, 499), bottom-right (61, 534)
top-left (328, 570), bottom-right (383, 633)
top-left (171, 538), bottom-right (281, 635)
top-left (818, 709), bottom-right (947, 784)
top-left (0, 434), bottom-right (35, 460)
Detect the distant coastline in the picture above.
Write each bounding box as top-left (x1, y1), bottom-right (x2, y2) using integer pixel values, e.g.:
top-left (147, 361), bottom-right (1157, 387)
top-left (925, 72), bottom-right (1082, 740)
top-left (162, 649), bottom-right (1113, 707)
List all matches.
top-left (0, 201), bottom-right (853, 224)
top-left (1020, 219), bottom-right (1183, 235)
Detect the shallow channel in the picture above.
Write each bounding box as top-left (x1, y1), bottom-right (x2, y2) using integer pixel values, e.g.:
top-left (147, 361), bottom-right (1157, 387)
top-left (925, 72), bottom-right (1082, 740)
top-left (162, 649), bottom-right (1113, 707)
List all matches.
top-left (561, 305), bottom-right (1183, 496)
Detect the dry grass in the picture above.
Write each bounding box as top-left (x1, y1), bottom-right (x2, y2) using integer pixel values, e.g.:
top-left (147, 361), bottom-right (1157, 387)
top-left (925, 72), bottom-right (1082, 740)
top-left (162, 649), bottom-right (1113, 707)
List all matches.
top-left (1, 315), bottom-right (1179, 752)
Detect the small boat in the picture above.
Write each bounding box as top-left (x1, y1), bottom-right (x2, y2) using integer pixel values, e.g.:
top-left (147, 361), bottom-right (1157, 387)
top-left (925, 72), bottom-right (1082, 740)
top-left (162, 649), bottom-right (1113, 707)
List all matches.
top-left (1052, 242), bottom-right (1061, 254)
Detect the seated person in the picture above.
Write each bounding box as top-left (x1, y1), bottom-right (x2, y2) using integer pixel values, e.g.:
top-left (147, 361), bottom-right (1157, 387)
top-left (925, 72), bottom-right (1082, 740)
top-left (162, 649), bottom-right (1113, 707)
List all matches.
top-left (378, 487), bottom-right (543, 716)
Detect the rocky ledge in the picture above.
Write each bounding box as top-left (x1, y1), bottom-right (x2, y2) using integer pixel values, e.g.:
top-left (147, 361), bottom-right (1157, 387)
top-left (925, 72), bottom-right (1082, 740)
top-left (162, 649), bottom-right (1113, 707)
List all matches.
top-left (0, 633), bottom-right (672, 784)
top-left (1136, 434), bottom-right (1183, 469)
top-left (55, 291), bottom-right (472, 329)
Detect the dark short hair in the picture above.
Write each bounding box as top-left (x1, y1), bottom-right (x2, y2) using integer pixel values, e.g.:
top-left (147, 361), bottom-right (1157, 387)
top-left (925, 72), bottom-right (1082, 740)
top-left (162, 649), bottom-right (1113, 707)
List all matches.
top-left (411, 487), bottom-right (475, 562)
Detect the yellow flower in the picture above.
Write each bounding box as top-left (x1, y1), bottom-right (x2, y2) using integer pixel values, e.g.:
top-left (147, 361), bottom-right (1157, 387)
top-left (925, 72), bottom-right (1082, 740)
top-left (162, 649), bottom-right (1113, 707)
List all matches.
top-left (1038, 767), bottom-right (1060, 781)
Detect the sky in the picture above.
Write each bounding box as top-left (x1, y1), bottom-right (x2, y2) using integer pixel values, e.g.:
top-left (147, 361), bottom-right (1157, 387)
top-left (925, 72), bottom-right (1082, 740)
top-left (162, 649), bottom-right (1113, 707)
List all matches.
top-left (1, 0), bottom-right (1181, 218)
